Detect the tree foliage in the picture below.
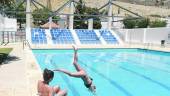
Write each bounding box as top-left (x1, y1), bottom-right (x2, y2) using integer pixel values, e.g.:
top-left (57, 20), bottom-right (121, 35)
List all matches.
top-left (74, 0), bottom-right (87, 29)
top-left (16, 5), bottom-right (26, 28)
top-left (32, 8), bottom-right (51, 26)
top-left (74, 0), bottom-right (101, 29)
top-left (149, 19), bottom-right (167, 28)
top-left (123, 17), bottom-right (136, 29)
top-left (136, 18), bottom-right (149, 28)
top-left (52, 16), bottom-right (60, 24)
top-left (123, 17), bottom-right (149, 29)
top-left (85, 7), bottom-right (101, 29)
top-left (0, 0), bottom-right (15, 16)
top-left (0, 0), bottom-right (14, 7)
top-left (0, 0), bottom-right (26, 28)
top-left (32, 8), bottom-right (60, 26)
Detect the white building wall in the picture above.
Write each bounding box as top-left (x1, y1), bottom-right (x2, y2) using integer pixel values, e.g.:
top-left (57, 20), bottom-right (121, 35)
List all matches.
top-left (0, 14), bottom-right (4, 31)
top-left (116, 29), bottom-right (126, 38)
top-left (4, 17), bottom-right (17, 31)
top-left (112, 17), bottom-right (124, 29)
top-left (0, 15), bottom-right (17, 43)
top-left (101, 22), bottom-right (108, 29)
top-left (120, 27), bottom-right (170, 45)
top-left (127, 28), bottom-right (144, 43)
top-left (166, 17), bottom-right (170, 27)
top-left (0, 15), bottom-right (4, 42)
top-left (145, 28), bottom-right (170, 44)
top-left (0, 15), bottom-right (17, 32)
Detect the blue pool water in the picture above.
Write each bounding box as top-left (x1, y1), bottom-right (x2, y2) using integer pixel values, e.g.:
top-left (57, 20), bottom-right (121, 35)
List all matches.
top-left (32, 49), bottom-right (170, 96)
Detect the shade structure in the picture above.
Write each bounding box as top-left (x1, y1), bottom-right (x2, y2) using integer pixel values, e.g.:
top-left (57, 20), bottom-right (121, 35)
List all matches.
top-left (40, 22), bottom-right (59, 29)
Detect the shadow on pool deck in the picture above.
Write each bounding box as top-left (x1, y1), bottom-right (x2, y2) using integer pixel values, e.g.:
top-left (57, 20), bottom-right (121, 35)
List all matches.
top-left (0, 54), bottom-right (20, 65)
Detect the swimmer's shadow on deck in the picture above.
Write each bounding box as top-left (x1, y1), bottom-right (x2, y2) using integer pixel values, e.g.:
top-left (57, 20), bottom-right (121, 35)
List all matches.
top-left (0, 53), bottom-right (21, 65)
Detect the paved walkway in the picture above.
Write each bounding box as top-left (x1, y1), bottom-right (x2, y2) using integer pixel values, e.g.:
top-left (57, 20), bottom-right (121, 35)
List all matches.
top-left (0, 43), bottom-right (41, 96)
top-left (0, 43), bottom-right (30, 96)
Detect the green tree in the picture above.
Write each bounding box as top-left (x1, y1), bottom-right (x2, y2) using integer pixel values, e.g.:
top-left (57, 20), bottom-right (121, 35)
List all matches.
top-left (74, 0), bottom-right (101, 29)
top-left (136, 18), bottom-right (149, 28)
top-left (149, 19), bottom-right (167, 28)
top-left (0, 0), bottom-right (26, 28)
top-left (16, 5), bottom-right (26, 28)
top-left (123, 17), bottom-right (136, 29)
top-left (85, 7), bottom-right (101, 29)
top-left (123, 17), bottom-right (149, 29)
top-left (0, 0), bottom-right (15, 16)
top-left (32, 8), bottom-right (60, 26)
top-left (0, 0), bottom-right (14, 7)
top-left (52, 16), bottom-right (60, 24)
top-left (32, 8), bottom-right (50, 26)
top-left (74, 0), bottom-right (86, 29)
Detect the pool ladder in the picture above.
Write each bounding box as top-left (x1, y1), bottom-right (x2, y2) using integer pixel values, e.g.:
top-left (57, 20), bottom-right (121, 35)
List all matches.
top-left (144, 43), bottom-right (152, 50)
top-left (23, 40), bottom-right (31, 49)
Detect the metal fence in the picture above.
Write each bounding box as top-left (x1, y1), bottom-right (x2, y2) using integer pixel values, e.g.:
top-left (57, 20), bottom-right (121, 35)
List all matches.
top-left (0, 29), bottom-right (26, 45)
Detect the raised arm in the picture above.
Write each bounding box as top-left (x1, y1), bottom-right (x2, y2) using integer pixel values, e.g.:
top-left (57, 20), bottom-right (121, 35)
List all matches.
top-left (53, 69), bottom-right (85, 78)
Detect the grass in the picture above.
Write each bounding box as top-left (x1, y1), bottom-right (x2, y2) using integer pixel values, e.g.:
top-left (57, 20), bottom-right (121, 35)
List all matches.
top-left (0, 48), bottom-right (13, 64)
top-left (0, 48), bottom-right (13, 54)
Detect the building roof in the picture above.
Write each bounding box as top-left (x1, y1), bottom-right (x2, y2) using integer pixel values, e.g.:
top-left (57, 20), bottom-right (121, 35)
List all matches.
top-left (40, 22), bottom-right (59, 28)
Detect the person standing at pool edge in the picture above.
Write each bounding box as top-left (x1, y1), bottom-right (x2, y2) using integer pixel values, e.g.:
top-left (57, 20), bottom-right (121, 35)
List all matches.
top-left (37, 68), bottom-right (67, 96)
top-left (53, 45), bottom-right (96, 93)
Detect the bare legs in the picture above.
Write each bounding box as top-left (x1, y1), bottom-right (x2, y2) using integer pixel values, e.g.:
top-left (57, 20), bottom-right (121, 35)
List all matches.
top-left (72, 45), bottom-right (83, 71)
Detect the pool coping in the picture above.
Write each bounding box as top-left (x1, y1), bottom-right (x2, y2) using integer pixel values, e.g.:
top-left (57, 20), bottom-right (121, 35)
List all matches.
top-left (26, 48), bottom-right (42, 96)
top-left (30, 43), bottom-right (170, 52)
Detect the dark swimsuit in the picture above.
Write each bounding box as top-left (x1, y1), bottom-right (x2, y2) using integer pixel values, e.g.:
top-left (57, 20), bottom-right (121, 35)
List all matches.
top-left (84, 77), bottom-right (93, 88)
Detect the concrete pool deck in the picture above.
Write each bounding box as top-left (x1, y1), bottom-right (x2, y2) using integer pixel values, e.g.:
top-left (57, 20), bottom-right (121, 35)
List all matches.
top-left (0, 42), bottom-right (170, 96)
top-left (0, 43), bottom-right (41, 96)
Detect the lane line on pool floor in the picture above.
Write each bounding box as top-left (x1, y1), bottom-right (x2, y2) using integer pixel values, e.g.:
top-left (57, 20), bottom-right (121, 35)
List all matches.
top-left (77, 59), bottom-right (133, 96)
top-left (85, 54), bottom-right (170, 92)
top-left (87, 53), bottom-right (170, 74)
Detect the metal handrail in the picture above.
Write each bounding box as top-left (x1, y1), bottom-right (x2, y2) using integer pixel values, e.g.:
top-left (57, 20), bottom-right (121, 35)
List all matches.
top-left (143, 43), bottom-right (153, 50)
top-left (23, 40), bottom-right (31, 49)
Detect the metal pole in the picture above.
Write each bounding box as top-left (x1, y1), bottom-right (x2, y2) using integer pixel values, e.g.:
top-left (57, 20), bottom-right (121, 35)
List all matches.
top-left (7, 32), bottom-right (9, 43)
top-left (69, 1), bottom-right (74, 29)
top-left (11, 32), bottom-right (13, 42)
top-left (2, 31), bottom-right (4, 44)
top-left (26, 0), bottom-right (31, 43)
top-left (88, 18), bottom-right (93, 30)
top-left (49, 17), bottom-right (52, 30)
top-left (108, 0), bottom-right (113, 29)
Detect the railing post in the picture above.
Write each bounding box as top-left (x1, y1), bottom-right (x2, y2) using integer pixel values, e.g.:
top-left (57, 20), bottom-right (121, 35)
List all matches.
top-left (23, 40), bottom-right (25, 50)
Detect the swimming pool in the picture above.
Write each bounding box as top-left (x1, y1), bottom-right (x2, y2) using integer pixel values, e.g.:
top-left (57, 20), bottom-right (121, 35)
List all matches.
top-left (33, 49), bottom-right (170, 96)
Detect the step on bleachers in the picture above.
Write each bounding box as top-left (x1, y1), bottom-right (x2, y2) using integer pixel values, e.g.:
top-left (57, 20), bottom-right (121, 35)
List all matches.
top-left (50, 29), bottom-right (75, 44)
top-left (99, 30), bottom-right (118, 44)
top-left (31, 28), bottom-right (47, 44)
top-left (75, 29), bottom-right (101, 44)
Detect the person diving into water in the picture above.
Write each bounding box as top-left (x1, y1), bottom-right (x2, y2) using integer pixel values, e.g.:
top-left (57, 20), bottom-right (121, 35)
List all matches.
top-left (53, 45), bottom-right (96, 93)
